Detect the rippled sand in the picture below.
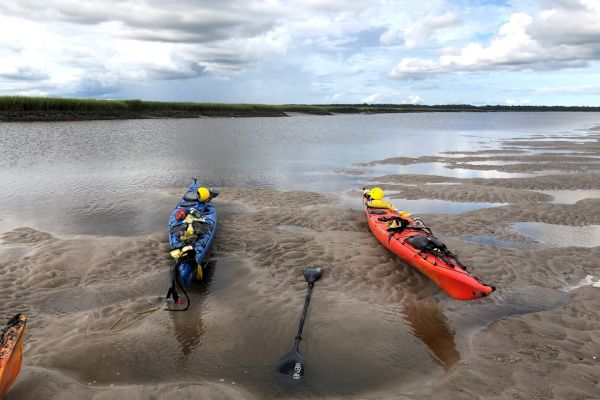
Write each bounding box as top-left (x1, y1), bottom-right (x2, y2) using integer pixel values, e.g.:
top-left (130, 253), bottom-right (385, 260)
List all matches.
top-left (2, 126), bottom-right (600, 399)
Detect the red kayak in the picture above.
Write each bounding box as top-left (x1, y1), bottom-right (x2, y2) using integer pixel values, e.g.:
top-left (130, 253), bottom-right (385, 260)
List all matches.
top-left (364, 197), bottom-right (494, 300)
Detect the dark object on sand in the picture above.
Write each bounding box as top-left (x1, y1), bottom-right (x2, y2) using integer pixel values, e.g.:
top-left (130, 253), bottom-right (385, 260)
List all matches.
top-left (276, 267), bottom-right (324, 382)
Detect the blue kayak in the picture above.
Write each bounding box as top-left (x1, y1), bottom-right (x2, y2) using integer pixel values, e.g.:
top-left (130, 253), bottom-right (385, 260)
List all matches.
top-left (167, 179), bottom-right (217, 291)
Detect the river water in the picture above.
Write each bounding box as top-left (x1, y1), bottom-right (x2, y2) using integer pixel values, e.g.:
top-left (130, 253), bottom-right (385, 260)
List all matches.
top-left (1, 112), bottom-right (598, 236)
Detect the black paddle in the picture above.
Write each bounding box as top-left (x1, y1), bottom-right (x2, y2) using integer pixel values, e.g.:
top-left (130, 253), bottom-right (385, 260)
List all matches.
top-left (275, 266), bottom-right (324, 382)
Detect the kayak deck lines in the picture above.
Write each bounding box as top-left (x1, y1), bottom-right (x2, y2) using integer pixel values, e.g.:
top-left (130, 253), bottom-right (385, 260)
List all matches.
top-left (165, 179), bottom-right (218, 309)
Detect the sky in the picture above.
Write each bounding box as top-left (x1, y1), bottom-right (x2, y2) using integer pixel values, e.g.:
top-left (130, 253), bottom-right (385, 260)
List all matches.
top-left (1, 0), bottom-right (599, 105)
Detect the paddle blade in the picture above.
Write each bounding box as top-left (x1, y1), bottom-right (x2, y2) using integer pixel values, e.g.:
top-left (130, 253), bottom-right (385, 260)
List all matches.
top-left (303, 267), bottom-right (323, 284)
top-left (275, 350), bottom-right (305, 381)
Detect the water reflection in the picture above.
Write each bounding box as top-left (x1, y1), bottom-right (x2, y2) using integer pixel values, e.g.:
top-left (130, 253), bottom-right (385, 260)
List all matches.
top-left (535, 189), bottom-right (600, 204)
top-left (447, 285), bottom-right (570, 333)
top-left (459, 235), bottom-right (540, 249)
top-left (0, 243), bottom-right (31, 263)
top-left (364, 162), bottom-right (536, 179)
top-left (169, 260), bottom-right (217, 358)
top-left (512, 222), bottom-right (600, 248)
top-left (2, 113), bottom-right (599, 238)
top-left (337, 190), bottom-right (506, 213)
top-left (392, 198), bottom-right (506, 214)
top-left (401, 300), bottom-right (460, 370)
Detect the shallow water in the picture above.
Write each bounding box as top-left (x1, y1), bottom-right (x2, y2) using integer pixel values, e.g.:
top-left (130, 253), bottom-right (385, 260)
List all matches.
top-left (1, 112), bottom-right (599, 236)
top-left (563, 275), bottom-right (600, 291)
top-left (535, 189), bottom-right (600, 204)
top-left (446, 284), bottom-right (571, 334)
top-left (458, 235), bottom-right (540, 249)
top-left (363, 162), bottom-right (536, 179)
top-left (41, 254), bottom-right (444, 398)
top-left (393, 199), bottom-right (507, 215)
top-left (458, 160), bottom-right (528, 166)
top-left (512, 222), bottom-right (600, 248)
top-left (0, 243), bottom-right (32, 262)
top-left (337, 190), bottom-right (505, 214)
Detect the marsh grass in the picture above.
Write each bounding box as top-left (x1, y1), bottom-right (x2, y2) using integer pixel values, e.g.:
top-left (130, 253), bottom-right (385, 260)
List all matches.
top-left (0, 96), bottom-right (129, 111)
top-left (0, 96), bottom-right (279, 112)
top-left (1, 96), bottom-right (599, 121)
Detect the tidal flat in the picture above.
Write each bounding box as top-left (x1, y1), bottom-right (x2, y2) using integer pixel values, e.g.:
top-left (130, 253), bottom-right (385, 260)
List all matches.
top-left (1, 112), bottom-right (599, 399)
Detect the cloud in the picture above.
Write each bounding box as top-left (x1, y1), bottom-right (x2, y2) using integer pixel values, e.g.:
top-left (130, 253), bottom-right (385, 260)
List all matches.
top-left (407, 94), bottom-right (423, 104)
top-left (0, 1), bottom-right (278, 42)
top-left (0, 0), bottom-right (376, 94)
top-left (529, 0), bottom-right (600, 45)
top-left (0, 1), bottom-right (288, 84)
top-left (380, 11), bottom-right (462, 49)
top-left (324, 93), bottom-right (344, 103)
top-left (0, 1), bottom-right (296, 96)
top-left (0, 0), bottom-right (598, 105)
top-left (390, 0), bottom-right (600, 78)
top-left (535, 84), bottom-right (600, 94)
top-left (0, 66), bottom-right (49, 81)
top-left (361, 92), bottom-right (423, 104)
top-left (505, 98), bottom-right (531, 105)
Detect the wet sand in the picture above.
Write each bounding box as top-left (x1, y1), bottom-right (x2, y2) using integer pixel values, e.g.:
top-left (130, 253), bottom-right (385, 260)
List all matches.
top-left (2, 125), bottom-right (600, 399)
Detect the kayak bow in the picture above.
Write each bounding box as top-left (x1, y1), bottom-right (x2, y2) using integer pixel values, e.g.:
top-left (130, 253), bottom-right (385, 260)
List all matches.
top-left (0, 314), bottom-right (27, 399)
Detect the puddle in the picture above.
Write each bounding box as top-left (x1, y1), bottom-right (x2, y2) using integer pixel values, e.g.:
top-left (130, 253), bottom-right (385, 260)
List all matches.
top-left (0, 243), bottom-right (35, 263)
top-left (447, 284), bottom-right (570, 338)
top-left (459, 235), bottom-right (540, 249)
top-left (441, 152), bottom-right (525, 158)
top-left (277, 225), bottom-right (316, 235)
top-left (460, 160), bottom-right (528, 166)
top-left (563, 275), bottom-right (600, 292)
top-left (335, 191), bottom-right (505, 214)
top-left (534, 190), bottom-right (600, 204)
top-left (364, 162), bottom-right (536, 179)
top-left (423, 182), bottom-right (462, 186)
top-left (526, 149), bottom-right (597, 155)
top-left (511, 222), bottom-right (600, 248)
top-left (392, 199), bottom-right (506, 215)
top-left (530, 169), bottom-right (600, 175)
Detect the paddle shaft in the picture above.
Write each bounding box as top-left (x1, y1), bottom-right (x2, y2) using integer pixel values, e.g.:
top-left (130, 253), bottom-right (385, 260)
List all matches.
top-left (293, 282), bottom-right (315, 351)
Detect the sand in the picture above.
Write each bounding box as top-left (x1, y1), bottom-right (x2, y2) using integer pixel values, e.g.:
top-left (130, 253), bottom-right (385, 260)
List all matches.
top-left (2, 124), bottom-right (600, 399)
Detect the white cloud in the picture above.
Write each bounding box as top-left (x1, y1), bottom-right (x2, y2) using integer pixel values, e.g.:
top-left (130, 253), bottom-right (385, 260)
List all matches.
top-left (360, 92), bottom-right (423, 104)
top-left (535, 84), bottom-right (600, 94)
top-left (0, 0), bottom-right (598, 105)
top-left (403, 12), bottom-right (462, 50)
top-left (390, 0), bottom-right (600, 78)
top-left (324, 93), bottom-right (344, 103)
top-left (407, 94), bottom-right (423, 104)
top-left (505, 98), bottom-right (531, 105)
top-left (361, 93), bottom-right (383, 103)
top-left (379, 28), bottom-right (402, 46)
top-left (380, 11), bottom-right (462, 49)
top-left (0, 0), bottom-right (383, 96)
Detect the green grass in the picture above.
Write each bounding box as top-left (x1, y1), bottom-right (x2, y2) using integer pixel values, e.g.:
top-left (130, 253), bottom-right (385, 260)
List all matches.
top-left (1, 96), bottom-right (599, 121)
top-left (0, 96), bottom-right (281, 113)
top-left (0, 96), bottom-right (129, 112)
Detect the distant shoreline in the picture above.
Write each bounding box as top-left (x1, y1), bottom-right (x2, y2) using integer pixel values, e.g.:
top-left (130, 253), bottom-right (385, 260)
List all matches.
top-left (1, 96), bottom-right (600, 122)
